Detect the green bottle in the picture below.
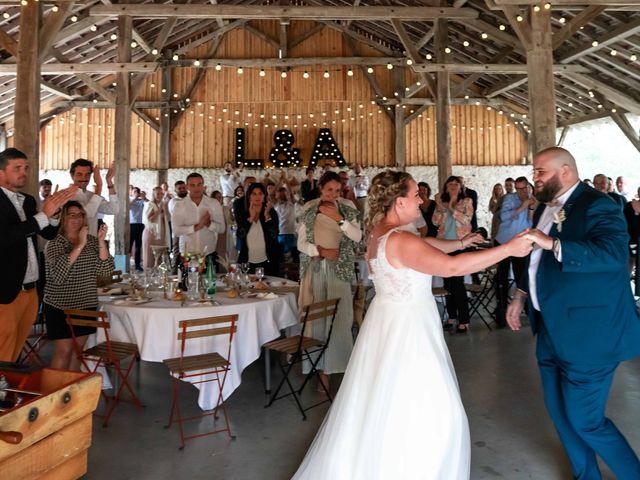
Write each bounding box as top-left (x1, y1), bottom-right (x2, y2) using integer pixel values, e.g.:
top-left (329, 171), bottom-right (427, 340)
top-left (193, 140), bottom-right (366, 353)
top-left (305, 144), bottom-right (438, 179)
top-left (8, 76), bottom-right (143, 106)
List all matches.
top-left (206, 257), bottom-right (217, 295)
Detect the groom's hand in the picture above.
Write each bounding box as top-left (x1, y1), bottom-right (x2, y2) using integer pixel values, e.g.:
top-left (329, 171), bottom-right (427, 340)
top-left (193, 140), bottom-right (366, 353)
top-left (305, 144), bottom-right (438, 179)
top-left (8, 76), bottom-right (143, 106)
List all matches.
top-left (525, 229), bottom-right (553, 251)
top-left (506, 294), bottom-right (526, 331)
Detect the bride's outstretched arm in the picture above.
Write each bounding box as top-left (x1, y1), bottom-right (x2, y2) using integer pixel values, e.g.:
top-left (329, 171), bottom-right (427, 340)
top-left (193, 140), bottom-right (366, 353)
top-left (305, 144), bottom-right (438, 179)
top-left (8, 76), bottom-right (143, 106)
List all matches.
top-left (423, 232), bottom-right (483, 254)
top-left (388, 231), bottom-right (533, 277)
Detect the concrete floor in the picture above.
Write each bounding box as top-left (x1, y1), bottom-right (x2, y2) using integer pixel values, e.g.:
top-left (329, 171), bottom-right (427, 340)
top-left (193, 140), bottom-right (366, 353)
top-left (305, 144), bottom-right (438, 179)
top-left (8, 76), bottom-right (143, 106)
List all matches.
top-left (81, 319), bottom-right (640, 480)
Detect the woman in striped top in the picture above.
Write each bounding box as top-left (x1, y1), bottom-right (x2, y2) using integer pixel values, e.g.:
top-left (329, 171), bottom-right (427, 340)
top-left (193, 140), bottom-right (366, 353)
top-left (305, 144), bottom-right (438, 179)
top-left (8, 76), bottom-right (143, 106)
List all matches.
top-left (44, 200), bottom-right (114, 371)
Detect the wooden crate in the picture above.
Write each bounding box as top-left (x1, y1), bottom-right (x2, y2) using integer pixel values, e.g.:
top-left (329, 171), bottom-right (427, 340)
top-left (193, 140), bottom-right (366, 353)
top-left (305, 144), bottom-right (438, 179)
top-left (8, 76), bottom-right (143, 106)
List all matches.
top-left (0, 369), bottom-right (102, 480)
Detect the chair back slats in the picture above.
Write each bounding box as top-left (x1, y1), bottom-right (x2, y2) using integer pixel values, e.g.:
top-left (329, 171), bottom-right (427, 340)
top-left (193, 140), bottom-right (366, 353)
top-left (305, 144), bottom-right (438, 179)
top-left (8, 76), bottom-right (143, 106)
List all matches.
top-left (65, 310), bottom-right (110, 330)
top-left (179, 315), bottom-right (237, 329)
top-left (301, 298), bottom-right (340, 324)
top-left (68, 318), bottom-right (110, 329)
top-left (178, 325), bottom-right (237, 341)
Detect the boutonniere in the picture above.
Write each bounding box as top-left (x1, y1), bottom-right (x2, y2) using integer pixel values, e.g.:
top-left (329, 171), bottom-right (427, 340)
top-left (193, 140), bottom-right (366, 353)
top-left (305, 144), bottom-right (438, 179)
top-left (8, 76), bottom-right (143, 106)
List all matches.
top-left (552, 208), bottom-right (566, 232)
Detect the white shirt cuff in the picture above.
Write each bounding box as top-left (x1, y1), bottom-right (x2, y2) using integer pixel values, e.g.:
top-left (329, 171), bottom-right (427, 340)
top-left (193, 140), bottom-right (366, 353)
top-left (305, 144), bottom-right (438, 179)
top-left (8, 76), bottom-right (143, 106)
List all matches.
top-left (34, 212), bottom-right (49, 230)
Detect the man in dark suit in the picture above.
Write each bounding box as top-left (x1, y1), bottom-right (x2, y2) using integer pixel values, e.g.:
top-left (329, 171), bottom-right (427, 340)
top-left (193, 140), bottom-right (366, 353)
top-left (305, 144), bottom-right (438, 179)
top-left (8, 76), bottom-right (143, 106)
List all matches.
top-left (507, 147), bottom-right (640, 479)
top-left (300, 167), bottom-right (319, 203)
top-left (0, 148), bottom-right (76, 361)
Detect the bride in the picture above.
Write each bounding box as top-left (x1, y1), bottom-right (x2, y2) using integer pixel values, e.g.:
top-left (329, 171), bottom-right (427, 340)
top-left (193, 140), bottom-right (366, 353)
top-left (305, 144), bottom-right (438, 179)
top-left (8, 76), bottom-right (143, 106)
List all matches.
top-left (292, 170), bottom-right (533, 479)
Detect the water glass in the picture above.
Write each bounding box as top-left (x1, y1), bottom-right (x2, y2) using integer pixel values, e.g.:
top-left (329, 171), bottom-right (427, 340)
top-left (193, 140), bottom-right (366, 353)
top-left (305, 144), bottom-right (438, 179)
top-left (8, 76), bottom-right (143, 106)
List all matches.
top-left (255, 267), bottom-right (265, 282)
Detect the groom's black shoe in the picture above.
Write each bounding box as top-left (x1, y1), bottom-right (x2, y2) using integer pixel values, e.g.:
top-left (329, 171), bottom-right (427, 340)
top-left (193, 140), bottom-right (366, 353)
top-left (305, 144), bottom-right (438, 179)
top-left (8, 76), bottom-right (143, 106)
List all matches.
top-left (443, 321), bottom-right (455, 332)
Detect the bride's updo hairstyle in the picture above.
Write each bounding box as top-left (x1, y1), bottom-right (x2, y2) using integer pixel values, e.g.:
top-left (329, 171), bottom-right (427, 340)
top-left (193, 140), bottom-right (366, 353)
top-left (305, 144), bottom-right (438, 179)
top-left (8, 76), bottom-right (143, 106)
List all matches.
top-left (367, 170), bottom-right (413, 232)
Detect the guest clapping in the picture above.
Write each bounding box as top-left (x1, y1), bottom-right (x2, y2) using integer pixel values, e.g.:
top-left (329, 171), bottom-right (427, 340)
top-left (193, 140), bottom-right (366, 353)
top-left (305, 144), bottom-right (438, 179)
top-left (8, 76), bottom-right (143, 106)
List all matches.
top-left (432, 176), bottom-right (474, 333)
top-left (142, 186), bottom-right (170, 269)
top-left (235, 183), bottom-right (282, 276)
top-left (44, 201), bottom-right (114, 371)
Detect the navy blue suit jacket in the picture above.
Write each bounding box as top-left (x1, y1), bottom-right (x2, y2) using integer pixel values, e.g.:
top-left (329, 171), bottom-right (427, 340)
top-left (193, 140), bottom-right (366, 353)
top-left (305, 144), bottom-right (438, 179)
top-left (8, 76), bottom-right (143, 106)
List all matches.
top-left (0, 189), bottom-right (58, 304)
top-left (519, 182), bottom-right (640, 365)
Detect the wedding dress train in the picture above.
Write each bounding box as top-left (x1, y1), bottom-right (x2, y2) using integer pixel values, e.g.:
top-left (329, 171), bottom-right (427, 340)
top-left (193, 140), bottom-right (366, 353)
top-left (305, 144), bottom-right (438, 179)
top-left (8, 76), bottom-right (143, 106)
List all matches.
top-left (292, 228), bottom-right (470, 479)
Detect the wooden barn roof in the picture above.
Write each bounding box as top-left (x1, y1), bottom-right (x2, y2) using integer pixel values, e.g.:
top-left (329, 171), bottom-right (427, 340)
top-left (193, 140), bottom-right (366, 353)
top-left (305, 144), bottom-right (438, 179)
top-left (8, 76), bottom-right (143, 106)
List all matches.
top-left (0, 0), bottom-right (639, 145)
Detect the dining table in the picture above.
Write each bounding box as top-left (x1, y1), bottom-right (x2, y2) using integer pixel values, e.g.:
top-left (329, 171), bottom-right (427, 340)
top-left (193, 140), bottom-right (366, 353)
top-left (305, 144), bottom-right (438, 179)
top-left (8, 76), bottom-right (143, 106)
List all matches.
top-left (91, 278), bottom-right (299, 411)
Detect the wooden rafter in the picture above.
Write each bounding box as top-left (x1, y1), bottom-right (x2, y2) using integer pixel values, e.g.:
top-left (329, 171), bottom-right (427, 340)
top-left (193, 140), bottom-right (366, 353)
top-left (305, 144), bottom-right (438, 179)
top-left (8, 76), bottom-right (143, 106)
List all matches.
top-left (594, 91), bottom-right (640, 152)
top-left (451, 46), bottom-right (513, 97)
top-left (174, 19), bottom-right (247, 55)
top-left (412, 64), bottom-right (588, 74)
top-left (493, 0), bottom-right (639, 6)
top-left (0, 63), bottom-right (157, 74)
top-left (559, 17), bottom-right (640, 63)
top-left (565, 72), bottom-right (640, 115)
top-left (288, 23), bottom-right (325, 49)
top-left (90, 5), bottom-right (479, 21)
top-left (501, 5), bottom-right (532, 50)
top-left (551, 6), bottom-right (605, 50)
top-left (39, 1), bottom-right (76, 62)
top-left (245, 24), bottom-right (280, 50)
top-left (0, 26), bottom-right (18, 57)
top-left (391, 19), bottom-right (436, 97)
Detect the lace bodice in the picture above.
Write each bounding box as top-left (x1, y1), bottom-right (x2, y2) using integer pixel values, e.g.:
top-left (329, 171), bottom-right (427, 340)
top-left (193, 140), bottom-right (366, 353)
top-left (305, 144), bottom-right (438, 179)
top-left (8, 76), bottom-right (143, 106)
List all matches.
top-left (368, 228), bottom-right (432, 301)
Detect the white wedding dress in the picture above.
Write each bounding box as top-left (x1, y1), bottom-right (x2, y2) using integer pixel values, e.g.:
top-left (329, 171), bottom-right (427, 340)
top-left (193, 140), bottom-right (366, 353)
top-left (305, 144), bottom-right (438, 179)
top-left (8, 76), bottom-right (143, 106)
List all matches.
top-left (292, 228), bottom-right (470, 480)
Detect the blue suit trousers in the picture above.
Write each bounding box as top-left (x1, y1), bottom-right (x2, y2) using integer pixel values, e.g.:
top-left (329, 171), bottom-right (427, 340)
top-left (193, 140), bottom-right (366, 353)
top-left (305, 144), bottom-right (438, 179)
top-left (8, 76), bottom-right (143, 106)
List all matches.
top-left (536, 317), bottom-right (640, 480)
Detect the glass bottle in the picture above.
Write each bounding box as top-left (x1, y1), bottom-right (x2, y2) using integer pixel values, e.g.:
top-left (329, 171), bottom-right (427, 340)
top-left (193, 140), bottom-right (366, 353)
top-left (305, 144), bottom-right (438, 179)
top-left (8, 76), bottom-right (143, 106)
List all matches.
top-left (206, 256), bottom-right (217, 296)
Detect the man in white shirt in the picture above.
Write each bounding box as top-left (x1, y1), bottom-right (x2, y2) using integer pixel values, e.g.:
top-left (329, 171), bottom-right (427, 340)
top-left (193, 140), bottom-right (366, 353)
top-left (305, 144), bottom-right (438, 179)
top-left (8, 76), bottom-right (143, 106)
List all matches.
top-left (274, 185), bottom-right (298, 263)
top-left (172, 173), bottom-right (225, 264)
top-left (220, 162), bottom-right (241, 206)
top-left (69, 159), bottom-right (119, 236)
top-left (349, 164), bottom-right (369, 216)
top-left (616, 176), bottom-right (634, 202)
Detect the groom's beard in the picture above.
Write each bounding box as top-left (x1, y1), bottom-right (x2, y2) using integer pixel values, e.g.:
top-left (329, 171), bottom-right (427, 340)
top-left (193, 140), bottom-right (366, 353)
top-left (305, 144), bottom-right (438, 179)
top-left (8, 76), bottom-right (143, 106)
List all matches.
top-left (535, 173), bottom-right (562, 203)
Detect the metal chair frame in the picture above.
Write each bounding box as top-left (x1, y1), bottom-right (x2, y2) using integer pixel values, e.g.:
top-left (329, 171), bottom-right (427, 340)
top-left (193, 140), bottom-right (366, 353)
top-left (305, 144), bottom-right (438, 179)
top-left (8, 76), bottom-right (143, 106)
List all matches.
top-left (163, 314), bottom-right (238, 449)
top-left (264, 298), bottom-right (340, 420)
top-left (65, 309), bottom-right (142, 427)
top-left (466, 267), bottom-right (499, 331)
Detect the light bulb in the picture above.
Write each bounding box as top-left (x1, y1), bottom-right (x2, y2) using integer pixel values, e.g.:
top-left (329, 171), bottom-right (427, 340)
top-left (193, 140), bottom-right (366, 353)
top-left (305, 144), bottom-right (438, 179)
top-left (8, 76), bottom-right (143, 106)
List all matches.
top-left (71, 15), bottom-right (78, 22)
top-left (516, 15), bottom-right (523, 22)
top-left (386, 63), bottom-right (393, 70)
top-left (426, 53), bottom-right (432, 60)
top-left (499, 25), bottom-right (506, 31)
top-left (151, 48), bottom-right (158, 55)
top-left (281, 71), bottom-right (287, 78)
top-left (367, 66), bottom-right (374, 74)
top-left (347, 68), bottom-right (354, 76)
top-left (90, 25), bottom-right (97, 32)
top-left (215, 63), bottom-right (222, 71)
top-left (463, 40), bottom-right (470, 47)
top-left (259, 69), bottom-right (266, 77)
top-left (110, 34), bottom-right (117, 40)
top-left (131, 41), bottom-right (137, 48)
top-left (323, 71), bottom-right (330, 78)
top-left (303, 71), bottom-right (309, 78)
top-left (481, 32), bottom-right (488, 39)
top-left (172, 54), bottom-right (179, 61)
top-left (559, 17), bottom-right (566, 24)
top-left (592, 41), bottom-right (599, 47)
top-left (406, 59), bottom-right (413, 66)
top-left (445, 47), bottom-right (451, 53)
top-left (52, 5), bottom-right (59, 12)
top-left (237, 67), bottom-right (244, 74)
top-left (193, 59), bottom-right (200, 66)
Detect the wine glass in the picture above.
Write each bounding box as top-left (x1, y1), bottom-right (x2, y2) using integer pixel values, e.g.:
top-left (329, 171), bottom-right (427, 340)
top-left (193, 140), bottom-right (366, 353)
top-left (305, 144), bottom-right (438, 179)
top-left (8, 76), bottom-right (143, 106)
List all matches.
top-left (255, 267), bottom-right (265, 283)
top-left (240, 262), bottom-right (250, 275)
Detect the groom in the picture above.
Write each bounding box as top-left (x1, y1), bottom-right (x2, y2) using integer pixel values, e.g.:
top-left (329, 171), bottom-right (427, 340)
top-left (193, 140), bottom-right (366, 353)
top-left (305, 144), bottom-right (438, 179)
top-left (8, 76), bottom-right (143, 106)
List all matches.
top-left (507, 147), bottom-right (640, 479)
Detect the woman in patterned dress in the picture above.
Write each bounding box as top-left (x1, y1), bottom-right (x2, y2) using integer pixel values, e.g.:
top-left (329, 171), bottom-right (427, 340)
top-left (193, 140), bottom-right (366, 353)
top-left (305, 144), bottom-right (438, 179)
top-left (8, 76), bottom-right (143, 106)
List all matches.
top-left (44, 201), bottom-right (114, 370)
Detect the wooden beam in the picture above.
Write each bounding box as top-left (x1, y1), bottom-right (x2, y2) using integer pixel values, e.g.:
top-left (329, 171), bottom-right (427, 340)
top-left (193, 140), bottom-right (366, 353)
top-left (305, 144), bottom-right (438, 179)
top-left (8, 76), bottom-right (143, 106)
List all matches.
top-left (458, 18), bottom-right (524, 53)
top-left (14, 0), bottom-right (41, 198)
top-left (0, 26), bottom-right (18, 57)
top-left (412, 63), bottom-right (588, 74)
top-left (501, 5), bottom-right (532, 50)
top-left (158, 66), bottom-right (171, 185)
top-left (114, 15), bottom-right (132, 262)
top-left (132, 107), bottom-right (159, 133)
top-left (244, 24), bottom-right (280, 50)
top-left (564, 72), bottom-right (640, 115)
top-left (404, 104), bottom-right (430, 125)
top-left (172, 19), bottom-right (245, 55)
top-left (611, 111), bottom-right (640, 153)
top-left (322, 20), bottom-right (395, 56)
top-left (0, 63), bottom-right (158, 74)
top-left (557, 126), bottom-right (570, 146)
top-left (557, 111), bottom-right (611, 127)
top-left (559, 17), bottom-right (640, 63)
top-left (49, 46), bottom-right (116, 102)
top-left (527, 7), bottom-right (556, 153)
top-left (38, 1), bottom-right (75, 61)
top-left (552, 6), bottom-right (605, 50)
top-left (435, 13), bottom-right (451, 190)
top-left (288, 23), bottom-right (325, 49)
top-left (41, 80), bottom-right (75, 100)
top-left (391, 19), bottom-right (436, 97)
top-left (484, 76), bottom-right (528, 97)
top-left (394, 68), bottom-right (406, 170)
top-left (494, 0), bottom-right (639, 5)
top-left (99, 0), bottom-right (152, 54)
top-left (343, 34), bottom-right (394, 122)
top-left (279, 18), bottom-right (288, 59)
top-left (415, 26), bottom-right (436, 50)
top-left (451, 46), bottom-right (514, 97)
top-left (90, 5), bottom-right (479, 21)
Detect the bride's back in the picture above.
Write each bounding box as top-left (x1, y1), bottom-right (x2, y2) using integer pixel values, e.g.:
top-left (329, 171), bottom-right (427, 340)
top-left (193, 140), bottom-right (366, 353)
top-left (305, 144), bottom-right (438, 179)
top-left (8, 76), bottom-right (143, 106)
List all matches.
top-left (368, 227), bottom-right (432, 302)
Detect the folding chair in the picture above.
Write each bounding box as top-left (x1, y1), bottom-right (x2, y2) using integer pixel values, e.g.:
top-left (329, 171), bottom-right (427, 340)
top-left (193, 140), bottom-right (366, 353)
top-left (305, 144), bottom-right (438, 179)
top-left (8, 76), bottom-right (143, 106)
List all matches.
top-left (432, 286), bottom-right (449, 324)
top-left (465, 266), bottom-right (498, 331)
top-left (263, 298), bottom-right (340, 420)
top-left (18, 316), bottom-right (48, 366)
top-left (162, 314), bottom-right (238, 450)
top-left (65, 309), bottom-right (142, 427)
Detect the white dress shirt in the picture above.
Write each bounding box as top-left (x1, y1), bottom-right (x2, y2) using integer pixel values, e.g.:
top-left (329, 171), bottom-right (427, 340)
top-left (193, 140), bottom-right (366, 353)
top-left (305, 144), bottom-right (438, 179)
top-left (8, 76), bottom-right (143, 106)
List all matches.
top-left (172, 195), bottom-right (225, 255)
top-left (220, 173), bottom-right (240, 197)
top-left (74, 189), bottom-right (120, 236)
top-left (2, 187), bottom-right (51, 284)
top-left (528, 181), bottom-right (579, 311)
top-left (274, 200), bottom-right (296, 235)
top-left (350, 174), bottom-right (370, 198)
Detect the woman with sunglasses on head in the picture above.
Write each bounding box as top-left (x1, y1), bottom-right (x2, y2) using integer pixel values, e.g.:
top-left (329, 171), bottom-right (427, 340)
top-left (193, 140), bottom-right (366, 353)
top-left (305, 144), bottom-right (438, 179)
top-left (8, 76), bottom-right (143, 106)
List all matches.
top-left (44, 200), bottom-right (114, 371)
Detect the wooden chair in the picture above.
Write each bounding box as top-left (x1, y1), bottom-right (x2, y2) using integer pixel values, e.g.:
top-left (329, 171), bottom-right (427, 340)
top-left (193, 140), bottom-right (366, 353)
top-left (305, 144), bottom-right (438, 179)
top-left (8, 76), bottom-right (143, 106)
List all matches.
top-left (263, 298), bottom-right (340, 420)
top-left (162, 314), bottom-right (238, 449)
top-left (65, 309), bottom-right (142, 427)
top-left (432, 286), bottom-right (449, 324)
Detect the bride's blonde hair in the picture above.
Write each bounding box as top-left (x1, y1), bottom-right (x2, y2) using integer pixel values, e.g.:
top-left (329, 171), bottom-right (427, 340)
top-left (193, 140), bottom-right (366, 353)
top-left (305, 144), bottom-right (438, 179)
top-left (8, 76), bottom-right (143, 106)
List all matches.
top-left (366, 170), bottom-right (414, 233)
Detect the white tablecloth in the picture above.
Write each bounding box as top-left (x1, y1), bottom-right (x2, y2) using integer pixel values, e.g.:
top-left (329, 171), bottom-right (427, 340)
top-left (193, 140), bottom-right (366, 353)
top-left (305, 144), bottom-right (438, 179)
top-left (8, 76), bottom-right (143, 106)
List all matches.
top-left (92, 289), bottom-right (298, 410)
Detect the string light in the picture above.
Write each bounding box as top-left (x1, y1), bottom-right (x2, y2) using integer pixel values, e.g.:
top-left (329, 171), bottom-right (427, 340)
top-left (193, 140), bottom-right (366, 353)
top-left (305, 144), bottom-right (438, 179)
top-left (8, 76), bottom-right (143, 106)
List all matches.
top-left (215, 63), bottom-right (222, 71)
top-left (591, 41), bottom-right (598, 47)
top-left (516, 15), bottom-right (523, 22)
top-left (406, 59), bottom-right (413, 66)
top-left (425, 53), bottom-right (433, 60)
top-left (347, 68), bottom-right (354, 76)
top-left (172, 54), bottom-right (179, 61)
top-left (151, 48), bottom-right (158, 55)
top-left (610, 50), bottom-right (617, 56)
top-left (71, 15), bottom-right (78, 22)
top-left (631, 54), bottom-right (637, 62)
top-left (237, 67), bottom-right (244, 74)
top-left (463, 40), bottom-right (470, 47)
top-left (367, 66), bottom-right (374, 74)
top-left (323, 70), bottom-right (330, 78)
top-left (444, 47), bottom-right (452, 54)
top-left (559, 17), bottom-right (566, 24)
top-left (110, 34), bottom-right (117, 40)
top-left (533, 5), bottom-right (541, 12)
top-left (386, 63), bottom-right (393, 70)
top-left (90, 24), bottom-right (97, 32)
top-left (259, 69), bottom-right (266, 77)
top-left (131, 41), bottom-right (137, 48)
top-left (280, 70), bottom-right (287, 78)
top-left (51, 5), bottom-right (59, 12)
top-left (544, 3), bottom-right (551, 9)
top-left (499, 24), bottom-right (506, 31)
top-left (481, 32), bottom-right (488, 39)
top-left (303, 71), bottom-right (309, 78)
top-left (2, 12), bottom-right (9, 19)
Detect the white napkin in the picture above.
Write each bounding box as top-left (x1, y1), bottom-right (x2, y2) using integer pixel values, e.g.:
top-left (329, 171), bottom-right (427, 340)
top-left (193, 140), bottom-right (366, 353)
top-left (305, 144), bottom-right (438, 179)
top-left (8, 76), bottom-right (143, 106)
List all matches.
top-left (256, 292), bottom-right (278, 300)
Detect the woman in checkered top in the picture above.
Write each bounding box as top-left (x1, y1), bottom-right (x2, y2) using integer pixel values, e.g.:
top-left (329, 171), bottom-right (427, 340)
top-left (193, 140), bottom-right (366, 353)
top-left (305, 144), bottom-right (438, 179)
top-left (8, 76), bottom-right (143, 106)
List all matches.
top-left (44, 200), bottom-right (114, 371)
